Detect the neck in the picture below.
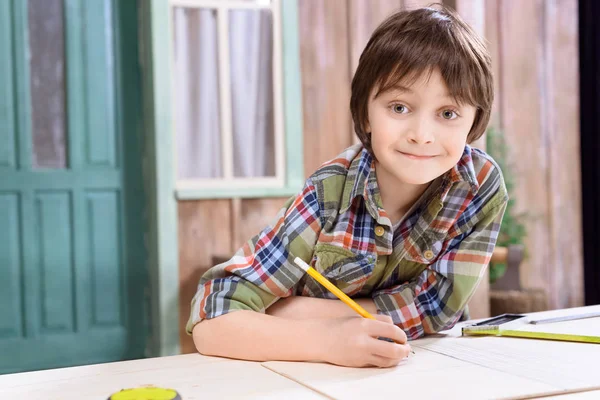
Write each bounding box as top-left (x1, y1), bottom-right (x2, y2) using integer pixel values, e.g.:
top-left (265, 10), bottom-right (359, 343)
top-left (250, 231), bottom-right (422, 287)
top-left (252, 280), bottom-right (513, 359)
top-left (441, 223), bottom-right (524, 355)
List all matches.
top-left (375, 161), bottom-right (431, 224)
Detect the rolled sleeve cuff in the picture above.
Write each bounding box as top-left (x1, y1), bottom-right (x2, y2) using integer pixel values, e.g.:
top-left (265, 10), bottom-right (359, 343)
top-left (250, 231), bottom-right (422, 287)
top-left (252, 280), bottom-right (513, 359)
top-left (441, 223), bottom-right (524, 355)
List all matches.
top-left (185, 279), bottom-right (275, 335)
top-left (372, 290), bottom-right (425, 340)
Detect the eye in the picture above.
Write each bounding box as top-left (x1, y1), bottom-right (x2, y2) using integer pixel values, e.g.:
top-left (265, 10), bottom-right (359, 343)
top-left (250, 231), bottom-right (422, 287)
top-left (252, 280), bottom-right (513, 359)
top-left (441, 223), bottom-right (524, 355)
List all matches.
top-left (391, 104), bottom-right (409, 114)
top-left (441, 109), bottom-right (459, 120)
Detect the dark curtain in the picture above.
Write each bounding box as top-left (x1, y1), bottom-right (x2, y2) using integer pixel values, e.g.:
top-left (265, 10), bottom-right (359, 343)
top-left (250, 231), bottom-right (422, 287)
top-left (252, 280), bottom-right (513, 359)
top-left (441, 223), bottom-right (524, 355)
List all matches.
top-left (579, 0), bottom-right (600, 305)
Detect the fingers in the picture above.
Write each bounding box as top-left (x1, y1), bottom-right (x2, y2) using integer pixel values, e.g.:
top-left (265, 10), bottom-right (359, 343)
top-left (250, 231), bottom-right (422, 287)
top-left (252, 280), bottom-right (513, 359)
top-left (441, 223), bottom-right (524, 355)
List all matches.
top-left (373, 314), bottom-right (394, 324)
top-left (365, 318), bottom-right (408, 344)
top-left (366, 354), bottom-right (404, 368)
top-left (368, 337), bottom-right (412, 361)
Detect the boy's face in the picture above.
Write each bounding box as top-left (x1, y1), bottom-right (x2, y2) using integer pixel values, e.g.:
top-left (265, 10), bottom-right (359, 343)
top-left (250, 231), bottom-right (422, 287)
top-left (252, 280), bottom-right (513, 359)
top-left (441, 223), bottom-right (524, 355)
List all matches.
top-left (366, 68), bottom-right (477, 187)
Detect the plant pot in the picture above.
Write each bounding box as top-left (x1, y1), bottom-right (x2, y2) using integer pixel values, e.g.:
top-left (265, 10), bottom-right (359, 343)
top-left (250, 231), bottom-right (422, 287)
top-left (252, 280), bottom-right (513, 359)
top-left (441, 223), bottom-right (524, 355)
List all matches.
top-left (490, 244), bottom-right (525, 291)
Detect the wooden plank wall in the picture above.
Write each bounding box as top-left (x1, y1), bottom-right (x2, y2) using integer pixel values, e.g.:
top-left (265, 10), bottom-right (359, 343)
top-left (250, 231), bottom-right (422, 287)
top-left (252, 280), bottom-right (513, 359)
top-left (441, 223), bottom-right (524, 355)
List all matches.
top-left (178, 0), bottom-right (582, 353)
top-left (485, 0), bottom-right (583, 310)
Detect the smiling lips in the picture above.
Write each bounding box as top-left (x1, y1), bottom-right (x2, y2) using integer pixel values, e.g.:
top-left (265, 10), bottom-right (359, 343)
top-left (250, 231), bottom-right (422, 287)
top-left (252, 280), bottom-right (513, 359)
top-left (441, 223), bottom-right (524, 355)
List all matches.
top-left (398, 151), bottom-right (437, 160)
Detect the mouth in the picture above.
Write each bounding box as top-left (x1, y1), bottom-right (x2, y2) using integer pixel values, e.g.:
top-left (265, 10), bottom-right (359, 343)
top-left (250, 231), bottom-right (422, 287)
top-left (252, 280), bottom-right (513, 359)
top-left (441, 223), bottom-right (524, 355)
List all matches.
top-left (397, 151), bottom-right (437, 160)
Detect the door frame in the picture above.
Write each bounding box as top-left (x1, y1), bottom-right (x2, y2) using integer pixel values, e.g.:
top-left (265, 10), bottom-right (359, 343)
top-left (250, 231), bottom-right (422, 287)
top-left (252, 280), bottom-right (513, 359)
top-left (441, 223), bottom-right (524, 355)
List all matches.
top-left (138, 0), bottom-right (181, 356)
top-left (115, 0), bottom-right (157, 359)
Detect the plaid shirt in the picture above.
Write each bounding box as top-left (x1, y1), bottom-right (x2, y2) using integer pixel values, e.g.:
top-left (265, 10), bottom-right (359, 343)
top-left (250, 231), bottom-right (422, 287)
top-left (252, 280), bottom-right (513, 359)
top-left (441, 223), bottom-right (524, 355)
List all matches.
top-left (187, 144), bottom-right (508, 340)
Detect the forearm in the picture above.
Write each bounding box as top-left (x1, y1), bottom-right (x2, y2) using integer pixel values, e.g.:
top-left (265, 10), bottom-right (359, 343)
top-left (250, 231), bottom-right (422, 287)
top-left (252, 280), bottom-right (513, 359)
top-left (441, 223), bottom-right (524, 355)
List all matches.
top-left (192, 310), bottom-right (324, 362)
top-left (266, 296), bottom-right (379, 320)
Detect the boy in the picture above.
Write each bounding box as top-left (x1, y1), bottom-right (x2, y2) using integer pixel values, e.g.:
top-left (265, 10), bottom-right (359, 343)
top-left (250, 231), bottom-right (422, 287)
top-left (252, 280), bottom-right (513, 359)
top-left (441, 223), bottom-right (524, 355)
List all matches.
top-left (187, 4), bottom-right (507, 368)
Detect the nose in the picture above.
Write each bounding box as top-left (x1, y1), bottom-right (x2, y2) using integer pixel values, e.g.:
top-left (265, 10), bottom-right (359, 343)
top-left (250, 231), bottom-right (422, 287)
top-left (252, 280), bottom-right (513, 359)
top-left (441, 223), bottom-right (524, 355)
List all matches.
top-left (406, 115), bottom-right (435, 144)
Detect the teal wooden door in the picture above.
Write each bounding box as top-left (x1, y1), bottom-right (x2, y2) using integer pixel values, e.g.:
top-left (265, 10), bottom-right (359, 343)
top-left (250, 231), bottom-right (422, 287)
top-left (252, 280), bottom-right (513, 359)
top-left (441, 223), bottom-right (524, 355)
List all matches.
top-left (0, 0), bottom-right (147, 374)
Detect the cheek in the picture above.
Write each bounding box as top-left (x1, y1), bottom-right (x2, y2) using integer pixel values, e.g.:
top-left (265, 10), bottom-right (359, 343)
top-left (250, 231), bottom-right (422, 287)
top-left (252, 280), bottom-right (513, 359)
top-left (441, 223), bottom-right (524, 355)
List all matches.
top-left (368, 107), bottom-right (386, 130)
top-left (442, 130), bottom-right (469, 159)
top-left (370, 130), bottom-right (389, 153)
top-left (371, 125), bottom-right (402, 153)
top-left (369, 113), bottom-right (398, 141)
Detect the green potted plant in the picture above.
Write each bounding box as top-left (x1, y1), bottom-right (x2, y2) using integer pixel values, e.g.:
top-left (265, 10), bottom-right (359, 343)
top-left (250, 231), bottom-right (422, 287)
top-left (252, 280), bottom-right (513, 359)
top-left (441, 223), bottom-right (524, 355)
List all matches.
top-left (485, 127), bottom-right (527, 289)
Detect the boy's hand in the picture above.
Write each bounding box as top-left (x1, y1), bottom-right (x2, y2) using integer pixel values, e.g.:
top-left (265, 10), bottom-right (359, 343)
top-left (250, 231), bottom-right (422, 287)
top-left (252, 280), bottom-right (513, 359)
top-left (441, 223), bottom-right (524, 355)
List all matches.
top-left (315, 314), bottom-right (411, 368)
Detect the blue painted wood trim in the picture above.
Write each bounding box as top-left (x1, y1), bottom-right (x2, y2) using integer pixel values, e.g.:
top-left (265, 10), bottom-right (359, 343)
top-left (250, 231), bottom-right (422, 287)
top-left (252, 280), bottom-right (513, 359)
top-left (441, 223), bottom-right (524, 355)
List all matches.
top-left (0, 170), bottom-right (120, 189)
top-left (12, 0), bottom-right (32, 170)
top-left (11, 0), bottom-right (36, 341)
top-left (64, 0), bottom-right (84, 169)
top-left (113, 0), bottom-right (150, 360)
top-left (65, 0), bottom-right (118, 170)
top-left (84, 0), bottom-right (117, 168)
top-left (0, 1), bottom-right (16, 170)
top-left (140, 0), bottom-right (180, 357)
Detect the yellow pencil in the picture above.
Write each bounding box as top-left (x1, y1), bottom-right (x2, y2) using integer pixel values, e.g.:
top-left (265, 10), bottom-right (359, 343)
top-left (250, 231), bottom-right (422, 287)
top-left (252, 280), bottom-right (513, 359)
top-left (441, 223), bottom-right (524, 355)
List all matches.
top-left (294, 257), bottom-right (375, 319)
top-left (293, 257), bottom-right (413, 353)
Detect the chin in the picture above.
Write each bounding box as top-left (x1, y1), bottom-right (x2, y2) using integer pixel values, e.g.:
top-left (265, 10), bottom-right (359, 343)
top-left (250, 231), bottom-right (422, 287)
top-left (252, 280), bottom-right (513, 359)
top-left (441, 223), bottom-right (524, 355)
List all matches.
top-left (396, 173), bottom-right (437, 186)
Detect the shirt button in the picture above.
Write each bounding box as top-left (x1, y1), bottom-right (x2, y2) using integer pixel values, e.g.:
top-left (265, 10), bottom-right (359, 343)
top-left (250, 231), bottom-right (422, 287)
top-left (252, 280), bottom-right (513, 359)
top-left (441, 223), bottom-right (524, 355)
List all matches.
top-left (374, 226), bottom-right (385, 237)
top-left (424, 250), bottom-right (435, 260)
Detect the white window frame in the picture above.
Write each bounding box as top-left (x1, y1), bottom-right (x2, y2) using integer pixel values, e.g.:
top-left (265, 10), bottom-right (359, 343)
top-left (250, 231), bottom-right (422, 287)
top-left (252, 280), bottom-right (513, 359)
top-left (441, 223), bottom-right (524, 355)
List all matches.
top-left (169, 0), bottom-right (303, 199)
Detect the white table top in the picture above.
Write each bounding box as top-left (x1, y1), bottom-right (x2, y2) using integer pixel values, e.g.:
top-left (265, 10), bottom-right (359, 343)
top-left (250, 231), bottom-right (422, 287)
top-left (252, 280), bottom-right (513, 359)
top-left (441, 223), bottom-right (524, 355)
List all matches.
top-left (1, 305), bottom-right (599, 400)
top-left (0, 354), bottom-right (322, 399)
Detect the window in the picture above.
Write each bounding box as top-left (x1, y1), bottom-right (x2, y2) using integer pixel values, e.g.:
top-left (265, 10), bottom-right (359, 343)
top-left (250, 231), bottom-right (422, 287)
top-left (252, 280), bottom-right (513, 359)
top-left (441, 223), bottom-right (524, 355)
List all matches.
top-left (169, 0), bottom-right (303, 199)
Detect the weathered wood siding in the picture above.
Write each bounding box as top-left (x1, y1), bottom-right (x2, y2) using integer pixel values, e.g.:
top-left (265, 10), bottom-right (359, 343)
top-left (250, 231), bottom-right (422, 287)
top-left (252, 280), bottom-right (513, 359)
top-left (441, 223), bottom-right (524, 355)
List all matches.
top-left (179, 0), bottom-right (582, 352)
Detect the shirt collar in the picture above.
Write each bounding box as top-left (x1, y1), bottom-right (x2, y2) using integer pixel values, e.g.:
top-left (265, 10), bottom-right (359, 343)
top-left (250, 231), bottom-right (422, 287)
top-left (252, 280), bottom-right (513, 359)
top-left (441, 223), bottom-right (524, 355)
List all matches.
top-left (339, 145), bottom-right (480, 217)
top-left (440, 145), bottom-right (480, 200)
top-left (340, 147), bottom-right (377, 215)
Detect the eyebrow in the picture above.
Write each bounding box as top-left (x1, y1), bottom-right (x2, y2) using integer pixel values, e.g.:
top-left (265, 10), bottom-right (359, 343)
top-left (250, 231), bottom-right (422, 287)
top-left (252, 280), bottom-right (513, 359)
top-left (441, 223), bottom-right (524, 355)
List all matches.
top-left (388, 84), bottom-right (413, 93)
top-left (384, 84), bottom-right (454, 101)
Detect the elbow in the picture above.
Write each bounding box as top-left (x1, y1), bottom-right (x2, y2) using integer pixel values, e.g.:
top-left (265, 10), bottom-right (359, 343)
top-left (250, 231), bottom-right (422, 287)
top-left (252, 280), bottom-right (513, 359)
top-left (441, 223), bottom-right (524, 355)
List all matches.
top-left (191, 310), bottom-right (254, 357)
top-left (422, 312), bottom-right (461, 335)
top-left (192, 319), bottom-right (220, 356)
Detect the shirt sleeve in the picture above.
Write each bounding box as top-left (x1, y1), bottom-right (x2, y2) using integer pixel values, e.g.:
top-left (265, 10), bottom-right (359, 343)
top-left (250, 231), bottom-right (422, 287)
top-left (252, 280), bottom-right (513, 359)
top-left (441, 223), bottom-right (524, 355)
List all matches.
top-left (186, 178), bottom-right (322, 334)
top-left (372, 192), bottom-right (508, 340)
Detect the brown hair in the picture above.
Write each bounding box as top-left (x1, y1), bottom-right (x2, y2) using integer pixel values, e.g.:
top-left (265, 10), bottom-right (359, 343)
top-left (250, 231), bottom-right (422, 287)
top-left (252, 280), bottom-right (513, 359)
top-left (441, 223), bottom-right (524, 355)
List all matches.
top-left (350, 4), bottom-right (493, 153)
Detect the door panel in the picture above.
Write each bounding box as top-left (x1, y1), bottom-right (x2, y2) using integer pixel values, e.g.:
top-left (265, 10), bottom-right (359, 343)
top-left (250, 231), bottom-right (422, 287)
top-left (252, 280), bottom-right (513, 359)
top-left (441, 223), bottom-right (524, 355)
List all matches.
top-left (36, 191), bottom-right (74, 333)
top-left (88, 190), bottom-right (123, 327)
top-left (0, 194), bottom-right (22, 339)
top-left (0, 0), bottom-right (146, 374)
